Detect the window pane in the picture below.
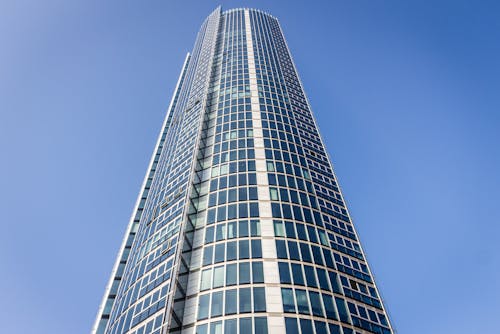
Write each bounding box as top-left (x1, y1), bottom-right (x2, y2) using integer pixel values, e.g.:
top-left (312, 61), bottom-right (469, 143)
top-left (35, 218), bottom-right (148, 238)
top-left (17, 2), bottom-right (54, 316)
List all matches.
top-left (216, 224), bottom-right (226, 241)
top-left (240, 317), bottom-right (252, 333)
top-left (317, 268), bottom-right (330, 291)
top-left (299, 319), bottom-right (313, 334)
top-left (226, 241), bottom-right (237, 261)
top-left (225, 289), bottom-right (237, 315)
top-left (299, 243), bottom-right (312, 262)
top-left (291, 263), bottom-right (304, 285)
top-left (251, 239), bottom-right (262, 258)
top-left (211, 291), bottom-right (223, 317)
top-left (205, 226), bottom-right (214, 243)
top-left (227, 222), bottom-right (237, 238)
top-left (203, 246), bottom-right (213, 266)
top-left (335, 297), bottom-right (350, 323)
top-left (328, 323), bottom-right (341, 334)
top-left (253, 287), bottom-right (266, 312)
top-left (214, 243), bottom-right (225, 263)
top-left (277, 262), bottom-right (290, 284)
top-left (295, 289), bottom-right (309, 315)
top-left (239, 220), bottom-right (249, 237)
top-left (196, 324), bottom-right (208, 334)
top-left (200, 269), bottom-right (212, 291)
top-left (288, 241), bottom-right (300, 260)
top-left (314, 321), bottom-right (327, 334)
top-left (226, 263), bottom-right (237, 286)
top-left (250, 220), bottom-right (260, 236)
top-left (276, 240), bottom-right (287, 258)
top-left (304, 265), bottom-right (317, 287)
top-left (329, 271), bottom-right (342, 293)
top-left (281, 288), bottom-right (295, 313)
top-left (239, 262), bottom-right (250, 284)
top-left (285, 221), bottom-right (296, 238)
top-left (254, 317), bottom-right (268, 334)
top-left (239, 288), bottom-right (252, 313)
top-left (273, 221), bottom-right (284, 237)
top-left (224, 319), bottom-right (237, 334)
top-left (252, 262), bottom-right (264, 283)
top-left (210, 321), bottom-right (222, 334)
top-left (239, 240), bottom-right (250, 259)
top-left (309, 291), bottom-right (324, 317)
top-left (197, 294), bottom-right (210, 320)
top-left (322, 293), bottom-right (338, 320)
top-left (285, 318), bottom-right (299, 334)
top-left (213, 266), bottom-right (224, 288)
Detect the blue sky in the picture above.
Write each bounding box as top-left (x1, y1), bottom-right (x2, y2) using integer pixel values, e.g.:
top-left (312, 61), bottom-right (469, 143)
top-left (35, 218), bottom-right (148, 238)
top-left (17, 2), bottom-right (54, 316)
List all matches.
top-left (1, 0), bottom-right (499, 333)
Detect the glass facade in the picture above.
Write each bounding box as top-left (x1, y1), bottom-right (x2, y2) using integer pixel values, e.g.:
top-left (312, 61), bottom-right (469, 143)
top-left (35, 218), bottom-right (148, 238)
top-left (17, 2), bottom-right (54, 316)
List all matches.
top-left (93, 7), bottom-right (393, 334)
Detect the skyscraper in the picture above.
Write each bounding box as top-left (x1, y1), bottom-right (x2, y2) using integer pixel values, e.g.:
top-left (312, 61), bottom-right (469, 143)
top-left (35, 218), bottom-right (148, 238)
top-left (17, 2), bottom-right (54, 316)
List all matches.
top-left (93, 7), bottom-right (393, 334)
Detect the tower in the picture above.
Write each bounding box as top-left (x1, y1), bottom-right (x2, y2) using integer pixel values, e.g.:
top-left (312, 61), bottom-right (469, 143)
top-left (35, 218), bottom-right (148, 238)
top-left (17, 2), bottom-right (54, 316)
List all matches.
top-left (93, 7), bottom-right (394, 334)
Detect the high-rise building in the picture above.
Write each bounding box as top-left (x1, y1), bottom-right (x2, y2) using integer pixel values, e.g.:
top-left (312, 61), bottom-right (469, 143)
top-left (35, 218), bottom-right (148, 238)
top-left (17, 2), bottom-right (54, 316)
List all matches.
top-left (93, 7), bottom-right (393, 334)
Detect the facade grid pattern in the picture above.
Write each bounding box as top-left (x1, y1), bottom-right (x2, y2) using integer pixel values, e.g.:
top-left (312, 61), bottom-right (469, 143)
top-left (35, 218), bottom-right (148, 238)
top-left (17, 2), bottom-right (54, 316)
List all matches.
top-left (93, 7), bottom-right (394, 334)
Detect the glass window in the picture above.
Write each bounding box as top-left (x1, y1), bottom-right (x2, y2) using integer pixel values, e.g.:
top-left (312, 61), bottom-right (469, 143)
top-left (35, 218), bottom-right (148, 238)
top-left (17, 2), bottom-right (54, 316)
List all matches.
top-left (329, 271), bottom-right (342, 293)
top-left (239, 240), bottom-right (250, 259)
top-left (307, 226), bottom-right (318, 243)
top-left (270, 188), bottom-right (279, 200)
top-left (291, 263), bottom-right (304, 286)
top-left (227, 222), bottom-right (237, 238)
top-left (314, 321), bottom-right (327, 334)
top-left (210, 321), bottom-right (222, 334)
top-left (197, 294), bottom-right (210, 320)
top-left (278, 262), bottom-right (291, 284)
top-left (252, 262), bottom-right (264, 283)
top-left (296, 223), bottom-right (307, 240)
top-left (317, 268), bottom-right (330, 291)
top-left (200, 269), bottom-right (211, 291)
top-left (250, 220), bottom-right (261, 236)
top-left (226, 241), bottom-right (237, 261)
top-left (299, 243), bottom-right (312, 262)
top-left (304, 265), bottom-right (317, 287)
top-left (295, 289), bottom-right (309, 315)
top-left (251, 240), bottom-right (262, 258)
top-left (239, 262), bottom-right (250, 284)
top-left (211, 291), bottom-right (223, 317)
top-left (213, 266), bottom-right (224, 288)
top-left (250, 203), bottom-right (259, 217)
top-left (239, 220), bottom-right (249, 237)
top-left (205, 226), bottom-right (214, 243)
top-left (226, 263), bottom-right (237, 286)
top-left (322, 293), bottom-right (338, 320)
top-left (254, 317), bottom-right (268, 334)
top-left (224, 319), bottom-right (237, 334)
top-left (196, 324), bottom-right (208, 334)
top-left (312, 246), bottom-right (324, 265)
top-left (239, 288), bottom-right (252, 313)
top-left (335, 297), bottom-right (350, 323)
top-left (273, 221), bottom-right (285, 237)
top-left (240, 317), bottom-right (252, 333)
top-left (253, 287), bottom-right (266, 312)
top-left (309, 291), bottom-right (324, 317)
top-left (299, 319), bottom-right (313, 334)
top-left (203, 246), bottom-right (213, 266)
top-left (285, 318), bottom-right (299, 334)
top-left (288, 241), bottom-right (300, 260)
top-left (214, 243), bottom-right (225, 263)
top-left (225, 289), bottom-right (237, 315)
top-left (281, 288), bottom-right (295, 313)
top-left (328, 323), bottom-right (341, 334)
top-left (285, 222), bottom-right (296, 238)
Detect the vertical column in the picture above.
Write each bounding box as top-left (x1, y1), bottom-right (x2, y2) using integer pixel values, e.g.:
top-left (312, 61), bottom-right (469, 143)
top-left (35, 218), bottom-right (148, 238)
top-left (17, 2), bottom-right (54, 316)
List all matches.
top-left (245, 9), bottom-right (285, 333)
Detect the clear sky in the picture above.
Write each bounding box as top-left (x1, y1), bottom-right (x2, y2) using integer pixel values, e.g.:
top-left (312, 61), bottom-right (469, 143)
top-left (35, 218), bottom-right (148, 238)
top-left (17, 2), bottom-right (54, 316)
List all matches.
top-left (1, 0), bottom-right (499, 333)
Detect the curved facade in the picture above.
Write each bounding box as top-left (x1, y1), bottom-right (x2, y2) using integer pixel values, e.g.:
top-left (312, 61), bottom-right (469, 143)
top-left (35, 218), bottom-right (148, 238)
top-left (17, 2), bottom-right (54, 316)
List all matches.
top-left (93, 7), bottom-right (394, 334)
